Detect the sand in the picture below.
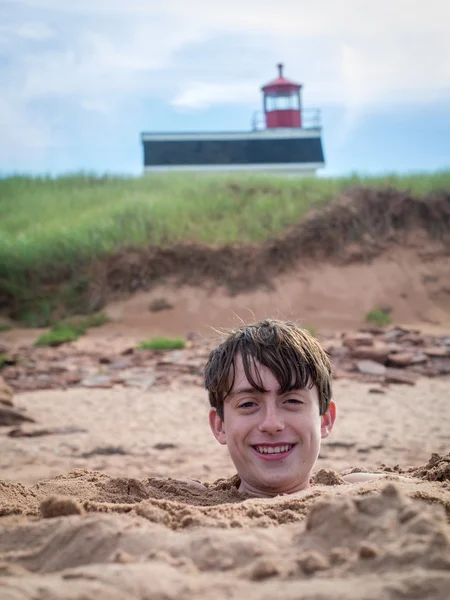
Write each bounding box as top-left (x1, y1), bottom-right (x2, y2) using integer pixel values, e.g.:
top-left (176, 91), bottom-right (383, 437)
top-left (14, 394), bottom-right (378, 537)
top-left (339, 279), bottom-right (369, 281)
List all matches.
top-left (1, 374), bottom-right (450, 599)
top-left (1, 242), bottom-right (450, 599)
top-left (1, 465), bottom-right (450, 599)
top-left (2, 247), bottom-right (450, 350)
top-left (74, 248), bottom-right (450, 341)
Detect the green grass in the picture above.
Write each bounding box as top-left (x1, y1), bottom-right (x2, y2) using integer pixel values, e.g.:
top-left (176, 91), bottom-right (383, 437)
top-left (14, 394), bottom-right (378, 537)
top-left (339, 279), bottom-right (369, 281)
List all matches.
top-left (1, 171), bottom-right (449, 322)
top-left (34, 312), bottom-right (109, 346)
top-left (0, 353), bottom-right (9, 368)
top-left (365, 308), bottom-right (393, 327)
top-left (35, 325), bottom-right (81, 347)
top-left (2, 171), bottom-right (449, 273)
top-left (16, 299), bottom-right (54, 328)
top-left (81, 312), bottom-right (109, 328)
top-left (0, 324), bottom-right (11, 332)
top-left (138, 337), bottom-right (186, 351)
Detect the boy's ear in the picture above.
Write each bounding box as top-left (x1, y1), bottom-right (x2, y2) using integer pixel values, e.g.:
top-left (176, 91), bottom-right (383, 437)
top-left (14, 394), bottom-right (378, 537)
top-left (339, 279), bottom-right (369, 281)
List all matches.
top-left (321, 400), bottom-right (336, 439)
top-left (209, 408), bottom-right (227, 445)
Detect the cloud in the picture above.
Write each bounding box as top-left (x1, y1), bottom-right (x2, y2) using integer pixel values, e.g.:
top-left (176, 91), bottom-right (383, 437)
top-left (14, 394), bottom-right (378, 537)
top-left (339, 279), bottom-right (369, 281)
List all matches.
top-left (2, 0), bottom-right (450, 170)
top-left (18, 24), bottom-right (209, 100)
top-left (0, 2), bottom-right (212, 169)
top-left (332, 30), bottom-right (450, 144)
top-left (0, 93), bottom-right (57, 169)
top-left (80, 99), bottom-right (113, 115)
top-left (165, 0), bottom-right (450, 115)
top-left (7, 0), bottom-right (450, 107)
top-left (167, 0), bottom-right (450, 40)
top-left (18, 0), bottom-right (162, 14)
top-left (16, 22), bottom-right (55, 40)
top-left (171, 81), bottom-right (260, 110)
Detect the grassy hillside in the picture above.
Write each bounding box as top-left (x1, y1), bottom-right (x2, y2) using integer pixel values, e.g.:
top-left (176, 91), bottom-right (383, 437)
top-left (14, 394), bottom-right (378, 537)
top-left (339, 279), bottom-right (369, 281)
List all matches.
top-left (1, 171), bottom-right (449, 326)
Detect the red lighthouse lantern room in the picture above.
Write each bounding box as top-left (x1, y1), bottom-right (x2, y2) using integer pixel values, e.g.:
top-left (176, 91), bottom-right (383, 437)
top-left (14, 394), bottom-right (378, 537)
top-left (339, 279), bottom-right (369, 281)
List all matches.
top-left (262, 63), bottom-right (302, 129)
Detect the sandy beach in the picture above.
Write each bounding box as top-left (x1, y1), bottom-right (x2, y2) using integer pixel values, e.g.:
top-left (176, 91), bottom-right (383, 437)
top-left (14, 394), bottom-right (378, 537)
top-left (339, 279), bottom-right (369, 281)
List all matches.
top-left (1, 227), bottom-right (450, 600)
top-left (1, 302), bottom-right (450, 599)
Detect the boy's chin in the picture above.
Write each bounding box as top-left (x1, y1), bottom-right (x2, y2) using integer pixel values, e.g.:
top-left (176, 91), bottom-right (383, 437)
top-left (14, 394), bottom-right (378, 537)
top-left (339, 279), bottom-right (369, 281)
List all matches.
top-left (243, 471), bottom-right (309, 495)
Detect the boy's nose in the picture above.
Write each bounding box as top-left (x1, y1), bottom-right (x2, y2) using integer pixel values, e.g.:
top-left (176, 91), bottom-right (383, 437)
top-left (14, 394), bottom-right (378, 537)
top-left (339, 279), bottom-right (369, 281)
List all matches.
top-left (258, 407), bottom-right (284, 433)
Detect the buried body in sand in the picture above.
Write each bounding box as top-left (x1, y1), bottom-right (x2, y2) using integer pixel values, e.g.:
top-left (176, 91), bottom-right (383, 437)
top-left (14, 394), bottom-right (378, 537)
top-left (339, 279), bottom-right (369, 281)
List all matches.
top-left (182, 319), bottom-right (402, 495)
top-left (1, 319), bottom-right (450, 600)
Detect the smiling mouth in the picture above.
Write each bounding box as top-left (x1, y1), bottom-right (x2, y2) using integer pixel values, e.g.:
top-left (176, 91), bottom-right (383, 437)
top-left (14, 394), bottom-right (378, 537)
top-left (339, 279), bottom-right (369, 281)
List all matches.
top-left (253, 444), bottom-right (295, 455)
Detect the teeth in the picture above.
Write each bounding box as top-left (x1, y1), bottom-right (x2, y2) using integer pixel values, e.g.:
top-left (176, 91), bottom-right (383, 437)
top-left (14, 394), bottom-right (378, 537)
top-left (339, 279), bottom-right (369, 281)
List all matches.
top-left (255, 445), bottom-right (293, 454)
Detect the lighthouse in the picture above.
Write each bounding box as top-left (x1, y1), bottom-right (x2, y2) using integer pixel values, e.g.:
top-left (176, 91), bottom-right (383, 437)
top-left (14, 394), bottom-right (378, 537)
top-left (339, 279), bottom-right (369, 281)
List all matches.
top-left (262, 63), bottom-right (302, 128)
top-left (141, 64), bottom-right (325, 175)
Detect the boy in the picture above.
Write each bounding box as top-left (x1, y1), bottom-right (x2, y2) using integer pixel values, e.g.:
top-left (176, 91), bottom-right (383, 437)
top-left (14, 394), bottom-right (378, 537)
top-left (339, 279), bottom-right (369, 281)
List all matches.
top-left (205, 318), bottom-right (386, 497)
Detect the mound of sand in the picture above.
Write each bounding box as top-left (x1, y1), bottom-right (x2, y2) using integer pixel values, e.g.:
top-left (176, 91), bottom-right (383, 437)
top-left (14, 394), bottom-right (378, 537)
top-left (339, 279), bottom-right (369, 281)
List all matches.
top-left (1, 457), bottom-right (450, 599)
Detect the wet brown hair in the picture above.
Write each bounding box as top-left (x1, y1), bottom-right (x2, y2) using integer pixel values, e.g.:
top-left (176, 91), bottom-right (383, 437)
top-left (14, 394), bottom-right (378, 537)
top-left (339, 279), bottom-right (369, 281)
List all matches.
top-left (205, 319), bottom-right (333, 419)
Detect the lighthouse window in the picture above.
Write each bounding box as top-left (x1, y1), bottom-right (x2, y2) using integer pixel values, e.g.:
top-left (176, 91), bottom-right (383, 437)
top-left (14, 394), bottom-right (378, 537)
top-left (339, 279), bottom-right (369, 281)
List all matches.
top-left (265, 92), bottom-right (300, 111)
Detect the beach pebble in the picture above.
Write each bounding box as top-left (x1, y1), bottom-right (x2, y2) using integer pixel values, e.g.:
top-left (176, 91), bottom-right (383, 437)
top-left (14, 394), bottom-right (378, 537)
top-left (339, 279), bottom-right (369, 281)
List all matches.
top-left (297, 551), bottom-right (329, 575)
top-left (359, 542), bottom-right (380, 559)
top-left (356, 360), bottom-right (386, 376)
top-left (40, 495), bottom-right (85, 518)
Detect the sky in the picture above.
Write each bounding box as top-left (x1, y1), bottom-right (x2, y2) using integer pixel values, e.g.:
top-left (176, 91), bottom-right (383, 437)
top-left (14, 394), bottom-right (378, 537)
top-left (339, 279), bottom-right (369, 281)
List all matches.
top-left (1, 0), bottom-right (450, 177)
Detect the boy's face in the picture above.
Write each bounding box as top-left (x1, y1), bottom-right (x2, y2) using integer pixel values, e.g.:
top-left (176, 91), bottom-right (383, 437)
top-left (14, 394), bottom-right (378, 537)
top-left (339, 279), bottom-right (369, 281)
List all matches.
top-left (209, 353), bottom-right (336, 497)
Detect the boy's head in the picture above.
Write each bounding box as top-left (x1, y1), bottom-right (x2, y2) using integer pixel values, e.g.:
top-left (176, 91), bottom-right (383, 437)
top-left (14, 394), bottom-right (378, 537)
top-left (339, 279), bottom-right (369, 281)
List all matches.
top-left (205, 319), bottom-right (336, 497)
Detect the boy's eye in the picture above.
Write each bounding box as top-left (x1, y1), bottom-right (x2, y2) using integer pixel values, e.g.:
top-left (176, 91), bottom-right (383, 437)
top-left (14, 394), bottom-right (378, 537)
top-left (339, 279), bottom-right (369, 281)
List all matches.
top-left (239, 401), bottom-right (256, 409)
top-left (285, 398), bottom-right (303, 405)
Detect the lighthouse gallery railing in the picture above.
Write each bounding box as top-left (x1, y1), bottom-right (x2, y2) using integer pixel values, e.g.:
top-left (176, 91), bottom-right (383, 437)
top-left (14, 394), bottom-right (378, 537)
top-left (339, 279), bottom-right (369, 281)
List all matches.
top-left (251, 108), bottom-right (321, 131)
